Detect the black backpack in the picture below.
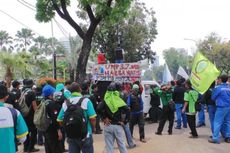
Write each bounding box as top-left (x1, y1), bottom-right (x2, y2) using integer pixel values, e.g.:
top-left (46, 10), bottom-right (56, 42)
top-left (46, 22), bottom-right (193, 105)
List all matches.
top-left (63, 97), bottom-right (88, 139)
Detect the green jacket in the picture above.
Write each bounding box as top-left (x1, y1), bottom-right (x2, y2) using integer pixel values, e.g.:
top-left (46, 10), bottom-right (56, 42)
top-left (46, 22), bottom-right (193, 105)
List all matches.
top-left (153, 87), bottom-right (172, 106)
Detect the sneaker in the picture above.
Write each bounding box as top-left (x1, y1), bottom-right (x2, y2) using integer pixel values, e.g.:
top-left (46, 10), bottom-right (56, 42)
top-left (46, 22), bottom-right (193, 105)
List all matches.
top-left (27, 148), bottom-right (40, 152)
top-left (208, 139), bottom-right (220, 144)
top-left (129, 144), bottom-right (136, 149)
top-left (225, 138), bottom-right (230, 143)
top-left (155, 132), bottom-right (162, 135)
top-left (175, 126), bottom-right (181, 129)
top-left (140, 138), bottom-right (147, 143)
top-left (189, 135), bottom-right (198, 138)
top-left (168, 132), bottom-right (172, 135)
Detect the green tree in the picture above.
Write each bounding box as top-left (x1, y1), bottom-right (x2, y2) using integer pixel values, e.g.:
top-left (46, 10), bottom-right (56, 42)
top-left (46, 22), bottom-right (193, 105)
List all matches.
top-left (0, 30), bottom-right (13, 51)
top-left (15, 28), bottom-right (35, 51)
top-left (36, 0), bottom-right (133, 82)
top-left (163, 48), bottom-right (192, 77)
top-left (0, 52), bottom-right (29, 87)
top-left (198, 33), bottom-right (230, 74)
top-left (94, 0), bottom-right (157, 63)
top-left (29, 36), bottom-right (47, 56)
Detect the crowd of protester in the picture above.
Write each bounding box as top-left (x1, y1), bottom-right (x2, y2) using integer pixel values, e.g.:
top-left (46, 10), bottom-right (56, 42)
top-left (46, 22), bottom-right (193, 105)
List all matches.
top-left (0, 74), bottom-right (229, 153)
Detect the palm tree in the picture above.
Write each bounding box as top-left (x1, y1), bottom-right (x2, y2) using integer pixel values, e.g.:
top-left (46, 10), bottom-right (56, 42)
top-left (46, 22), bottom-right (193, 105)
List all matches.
top-left (0, 30), bottom-right (13, 51)
top-left (15, 28), bottom-right (34, 51)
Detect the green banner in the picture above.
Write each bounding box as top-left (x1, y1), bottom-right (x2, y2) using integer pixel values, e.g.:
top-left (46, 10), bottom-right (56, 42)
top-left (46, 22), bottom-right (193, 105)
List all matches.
top-left (190, 52), bottom-right (220, 94)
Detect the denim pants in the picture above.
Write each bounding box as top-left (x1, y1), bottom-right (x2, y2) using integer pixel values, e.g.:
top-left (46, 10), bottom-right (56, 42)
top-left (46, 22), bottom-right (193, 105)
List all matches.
top-left (175, 103), bottom-right (187, 128)
top-left (197, 104), bottom-right (205, 125)
top-left (104, 124), bottom-right (127, 153)
top-left (68, 135), bottom-right (94, 153)
top-left (212, 106), bottom-right (230, 142)
top-left (207, 105), bottom-right (216, 133)
top-left (122, 123), bottom-right (135, 148)
top-left (221, 110), bottom-right (230, 138)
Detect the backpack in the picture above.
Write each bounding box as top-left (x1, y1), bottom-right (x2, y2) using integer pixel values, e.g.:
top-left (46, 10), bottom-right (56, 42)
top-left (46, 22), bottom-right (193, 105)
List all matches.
top-left (18, 89), bottom-right (31, 117)
top-left (63, 97), bottom-right (88, 139)
top-left (33, 99), bottom-right (51, 131)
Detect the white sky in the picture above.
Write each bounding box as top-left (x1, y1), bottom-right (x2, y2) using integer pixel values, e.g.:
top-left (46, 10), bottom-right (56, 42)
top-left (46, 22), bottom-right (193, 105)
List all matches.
top-left (1, 0), bottom-right (230, 64)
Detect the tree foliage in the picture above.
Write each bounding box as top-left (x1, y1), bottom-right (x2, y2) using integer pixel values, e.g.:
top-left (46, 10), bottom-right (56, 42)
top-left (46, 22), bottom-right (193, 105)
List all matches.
top-left (163, 48), bottom-right (192, 77)
top-left (198, 33), bottom-right (230, 74)
top-left (35, 0), bottom-right (133, 81)
top-left (94, 0), bottom-right (157, 63)
top-left (0, 31), bottom-right (13, 51)
top-left (15, 28), bottom-right (35, 51)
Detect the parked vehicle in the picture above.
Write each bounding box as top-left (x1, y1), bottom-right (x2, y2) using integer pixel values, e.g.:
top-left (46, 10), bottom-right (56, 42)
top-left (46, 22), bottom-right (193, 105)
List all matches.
top-left (141, 80), bottom-right (161, 118)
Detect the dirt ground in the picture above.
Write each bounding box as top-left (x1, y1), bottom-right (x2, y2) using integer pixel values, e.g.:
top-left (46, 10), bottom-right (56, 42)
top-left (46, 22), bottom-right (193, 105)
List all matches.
top-left (18, 115), bottom-right (230, 153)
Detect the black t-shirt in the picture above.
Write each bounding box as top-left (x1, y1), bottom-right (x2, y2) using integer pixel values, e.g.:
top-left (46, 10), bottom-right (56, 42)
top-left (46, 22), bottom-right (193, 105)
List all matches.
top-left (172, 85), bottom-right (186, 103)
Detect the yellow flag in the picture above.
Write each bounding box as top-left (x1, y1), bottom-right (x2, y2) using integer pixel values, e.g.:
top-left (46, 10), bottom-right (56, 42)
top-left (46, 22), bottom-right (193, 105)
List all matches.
top-left (190, 52), bottom-right (220, 94)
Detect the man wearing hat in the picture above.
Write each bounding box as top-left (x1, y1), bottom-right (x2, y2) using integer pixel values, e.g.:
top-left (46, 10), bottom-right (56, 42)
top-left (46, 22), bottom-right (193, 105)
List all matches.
top-left (127, 84), bottom-right (146, 143)
top-left (0, 84), bottom-right (28, 153)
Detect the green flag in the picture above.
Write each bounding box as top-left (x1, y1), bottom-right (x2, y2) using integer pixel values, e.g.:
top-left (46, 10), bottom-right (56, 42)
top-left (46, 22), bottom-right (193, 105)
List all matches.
top-left (190, 52), bottom-right (220, 94)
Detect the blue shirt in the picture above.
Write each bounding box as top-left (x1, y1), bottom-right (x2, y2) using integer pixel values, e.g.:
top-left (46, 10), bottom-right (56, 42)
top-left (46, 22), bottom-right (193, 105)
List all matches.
top-left (0, 102), bottom-right (28, 153)
top-left (212, 83), bottom-right (230, 107)
top-left (57, 95), bottom-right (96, 134)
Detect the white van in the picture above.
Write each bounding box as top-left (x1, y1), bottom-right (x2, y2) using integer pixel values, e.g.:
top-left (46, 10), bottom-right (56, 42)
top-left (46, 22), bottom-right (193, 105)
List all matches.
top-left (141, 80), bottom-right (160, 116)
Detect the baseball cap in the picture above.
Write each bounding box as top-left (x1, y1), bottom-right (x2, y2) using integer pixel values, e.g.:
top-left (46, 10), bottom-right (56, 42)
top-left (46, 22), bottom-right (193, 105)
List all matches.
top-left (42, 84), bottom-right (55, 97)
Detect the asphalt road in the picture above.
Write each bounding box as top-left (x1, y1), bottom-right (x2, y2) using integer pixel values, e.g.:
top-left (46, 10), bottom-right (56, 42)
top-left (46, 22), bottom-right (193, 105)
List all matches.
top-left (18, 116), bottom-right (230, 153)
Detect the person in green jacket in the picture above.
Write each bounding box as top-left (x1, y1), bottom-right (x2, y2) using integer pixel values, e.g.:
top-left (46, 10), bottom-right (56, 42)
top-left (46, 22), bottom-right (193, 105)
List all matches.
top-left (182, 80), bottom-right (199, 138)
top-left (154, 84), bottom-right (175, 135)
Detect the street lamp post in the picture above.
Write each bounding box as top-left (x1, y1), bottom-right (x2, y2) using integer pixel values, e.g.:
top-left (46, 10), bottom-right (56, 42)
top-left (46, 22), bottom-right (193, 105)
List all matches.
top-left (51, 20), bottom-right (57, 79)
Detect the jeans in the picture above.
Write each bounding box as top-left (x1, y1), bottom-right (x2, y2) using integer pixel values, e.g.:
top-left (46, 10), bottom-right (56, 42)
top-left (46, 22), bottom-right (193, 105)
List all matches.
top-left (104, 124), bottom-right (127, 153)
top-left (207, 105), bottom-right (216, 133)
top-left (221, 109), bottom-right (230, 138)
top-left (68, 135), bottom-right (94, 153)
top-left (197, 104), bottom-right (205, 125)
top-left (212, 106), bottom-right (230, 142)
top-left (157, 106), bottom-right (174, 134)
top-left (129, 113), bottom-right (145, 140)
top-left (175, 103), bottom-right (187, 128)
top-left (122, 123), bottom-right (135, 148)
top-left (187, 114), bottom-right (198, 136)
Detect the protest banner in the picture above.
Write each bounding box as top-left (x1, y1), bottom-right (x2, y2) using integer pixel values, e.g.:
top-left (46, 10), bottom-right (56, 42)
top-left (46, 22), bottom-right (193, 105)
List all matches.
top-left (92, 63), bottom-right (141, 82)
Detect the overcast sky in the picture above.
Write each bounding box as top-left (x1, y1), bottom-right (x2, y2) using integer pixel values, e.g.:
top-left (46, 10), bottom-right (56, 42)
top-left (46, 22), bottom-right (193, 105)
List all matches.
top-left (1, 0), bottom-right (230, 64)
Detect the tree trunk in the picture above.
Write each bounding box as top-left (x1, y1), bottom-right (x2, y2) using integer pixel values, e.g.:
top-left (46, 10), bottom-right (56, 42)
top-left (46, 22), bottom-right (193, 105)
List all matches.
top-left (5, 66), bottom-right (13, 90)
top-left (69, 68), bottom-right (75, 82)
top-left (75, 38), bottom-right (92, 83)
